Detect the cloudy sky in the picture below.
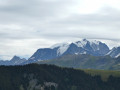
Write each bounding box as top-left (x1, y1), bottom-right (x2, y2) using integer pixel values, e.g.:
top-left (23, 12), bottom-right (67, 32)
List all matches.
top-left (0, 0), bottom-right (120, 60)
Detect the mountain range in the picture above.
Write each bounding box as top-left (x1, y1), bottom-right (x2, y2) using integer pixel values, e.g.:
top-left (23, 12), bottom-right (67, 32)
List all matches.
top-left (25, 39), bottom-right (120, 64)
top-left (0, 39), bottom-right (120, 67)
top-left (26, 39), bottom-right (109, 63)
top-left (0, 56), bottom-right (27, 65)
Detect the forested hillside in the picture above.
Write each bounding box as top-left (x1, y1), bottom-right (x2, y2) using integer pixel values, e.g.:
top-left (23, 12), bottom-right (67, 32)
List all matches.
top-left (0, 64), bottom-right (120, 90)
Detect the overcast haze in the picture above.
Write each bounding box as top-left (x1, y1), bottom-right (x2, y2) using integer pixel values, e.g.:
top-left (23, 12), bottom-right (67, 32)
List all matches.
top-left (0, 0), bottom-right (120, 60)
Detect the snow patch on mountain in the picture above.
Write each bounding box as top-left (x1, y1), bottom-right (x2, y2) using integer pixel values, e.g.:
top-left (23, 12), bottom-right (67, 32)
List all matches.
top-left (57, 44), bottom-right (70, 56)
top-left (51, 43), bottom-right (70, 56)
top-left (107, 46), bottom-right (120, 58)
top-left (89, 39), bottom-right (100, 45)
top-left (74, 41), bottom-right (87, 48)
top-left (115, 53), bottom-right (120, 58)
top-left (107, 49), bottom-right (114, 55)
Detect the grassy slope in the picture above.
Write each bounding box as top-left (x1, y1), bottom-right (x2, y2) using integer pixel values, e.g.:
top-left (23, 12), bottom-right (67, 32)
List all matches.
top-left (38, 54), bottom-right (115, 70)
top-left (82, 69), bottom-right (120, 81)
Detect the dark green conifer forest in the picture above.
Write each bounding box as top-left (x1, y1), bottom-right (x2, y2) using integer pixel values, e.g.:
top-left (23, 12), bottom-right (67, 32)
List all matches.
top-left (0, 64), bottom-right (120, 90)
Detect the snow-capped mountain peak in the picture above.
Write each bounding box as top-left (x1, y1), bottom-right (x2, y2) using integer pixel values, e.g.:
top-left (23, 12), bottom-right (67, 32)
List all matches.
top-left (27, 39), bottom-right (110, 63)
top-left (50, 39), bottom-right (109, 56)
top-left (73, 39), bottom-right (101, 51)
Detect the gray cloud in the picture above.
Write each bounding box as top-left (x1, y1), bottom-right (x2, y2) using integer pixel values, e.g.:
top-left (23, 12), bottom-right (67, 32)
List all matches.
top-left (0, 0), bottom-right (120, 60)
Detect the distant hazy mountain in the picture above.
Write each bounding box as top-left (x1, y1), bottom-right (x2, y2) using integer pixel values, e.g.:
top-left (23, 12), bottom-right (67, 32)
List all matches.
top-left (26, 39), bottom-right (110, 63)
top-left (107, 46), bottom-right (120, 58)
top-left (10, 56), bottom-right (27, 65)
top-left (0, 56), bottom-right (27, 65)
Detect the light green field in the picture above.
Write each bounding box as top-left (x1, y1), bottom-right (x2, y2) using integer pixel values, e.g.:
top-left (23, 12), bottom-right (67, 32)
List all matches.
top-left (82, 69), bottom-right (120, 81)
